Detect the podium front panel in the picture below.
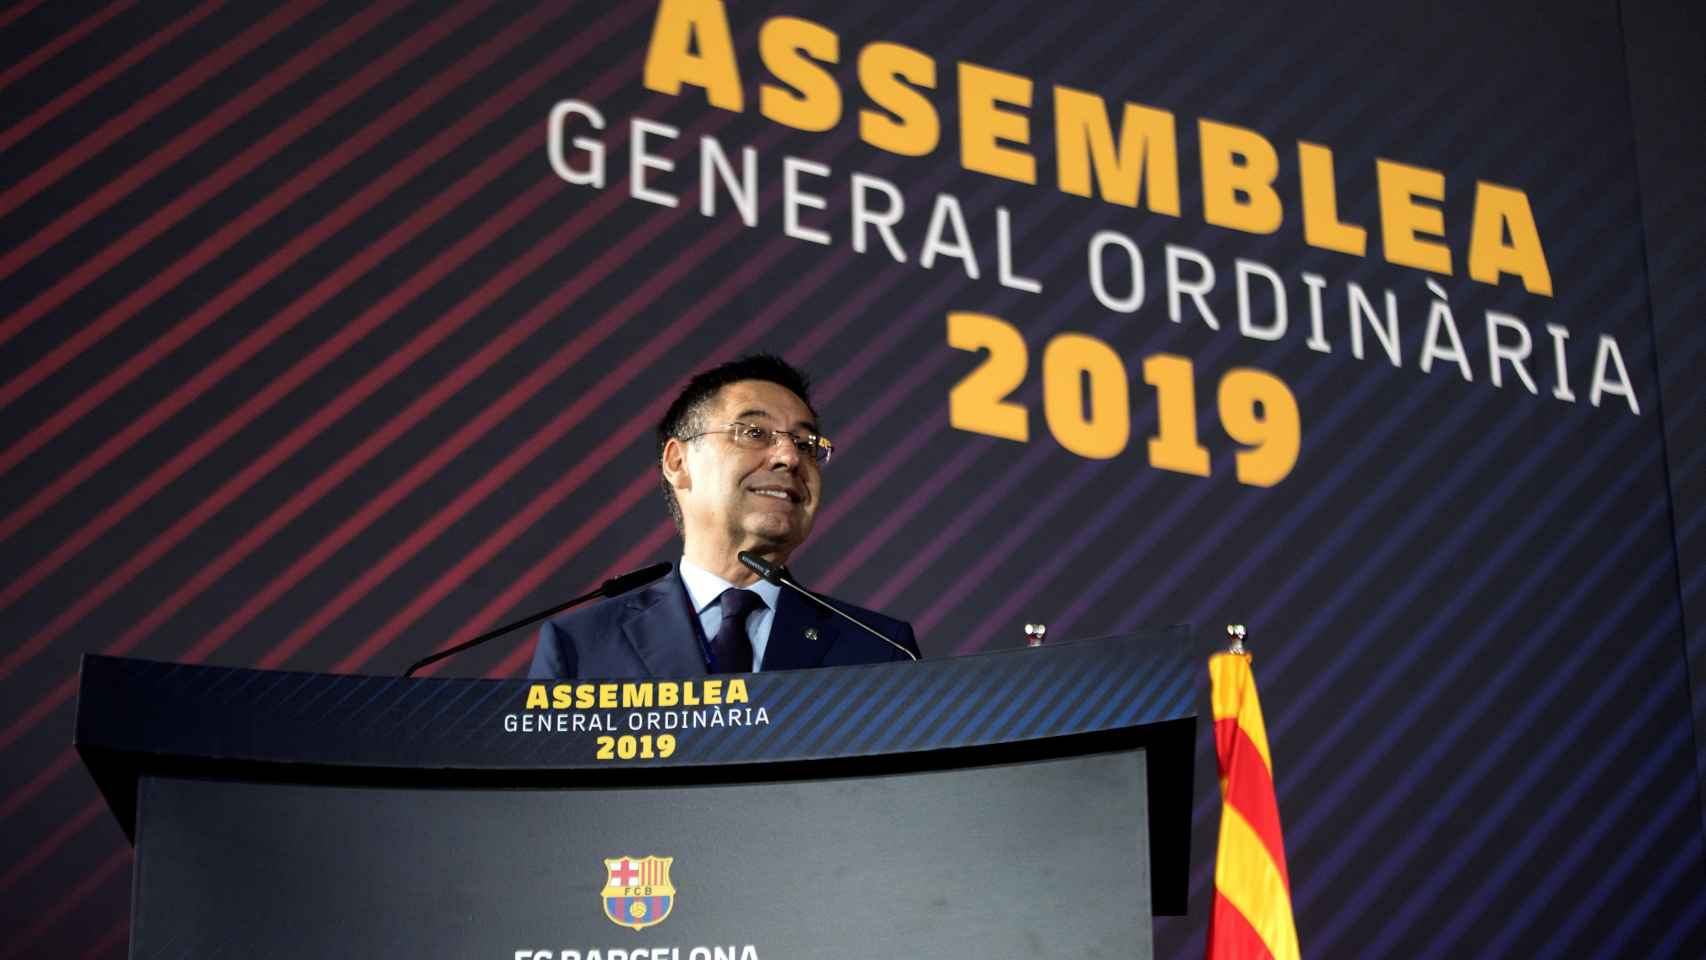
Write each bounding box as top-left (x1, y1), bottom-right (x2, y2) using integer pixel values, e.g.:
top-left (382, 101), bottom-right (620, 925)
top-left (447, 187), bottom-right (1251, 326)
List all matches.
top-left (134, 750), bottom-right (1152, 958)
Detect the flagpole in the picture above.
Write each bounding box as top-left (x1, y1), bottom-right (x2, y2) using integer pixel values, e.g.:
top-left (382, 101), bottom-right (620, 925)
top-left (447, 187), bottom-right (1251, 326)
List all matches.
top-left (1225, 623), bottom-right (1246, 654)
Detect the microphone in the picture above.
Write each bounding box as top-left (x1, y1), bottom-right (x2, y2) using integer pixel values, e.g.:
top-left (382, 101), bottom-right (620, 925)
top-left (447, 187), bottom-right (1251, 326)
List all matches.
top-left (402, 562), bottom-right (672, 677)
top-left (738, 551), bottom-right (919, 662)
top-left (598, 562), bottom-right (674, 598)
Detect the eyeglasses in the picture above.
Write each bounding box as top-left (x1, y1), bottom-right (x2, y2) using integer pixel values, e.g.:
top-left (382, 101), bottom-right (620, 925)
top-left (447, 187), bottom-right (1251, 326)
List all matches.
top-left (681, 421), bottom-right (834, 465)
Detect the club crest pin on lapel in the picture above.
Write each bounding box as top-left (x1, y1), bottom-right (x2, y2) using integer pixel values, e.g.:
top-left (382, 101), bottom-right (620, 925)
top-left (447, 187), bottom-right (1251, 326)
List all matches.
top-left (601, 855), bottom-right (675, 931)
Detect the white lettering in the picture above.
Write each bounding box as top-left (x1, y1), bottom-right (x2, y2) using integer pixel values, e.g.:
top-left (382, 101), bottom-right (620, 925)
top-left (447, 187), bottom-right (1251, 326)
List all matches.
top-left (700, 138), bottom-right (757, 226)
top-left (782, 156), bottom-right (831, 245)
top-left (920, 194), bottom-right (979, 279)
top-left (1487, 311), bottom-right (1537, 394)
top-left (630, 119), bottom-right (680, 208)
top-left (1302, 271), bottom-right (1331, 353)
top-left (547, 101), bottom-right (606, 187)
top-left (1088, 230), bottom-right (1142, 313)
top-left (1419, 280), bottom-right (1471, 381)
top-left (1235, 258), bottom-right (1286, 341)
top-left (1348, 282), bottom-right (1400, 366)
top-left (851, 173), bottom-right (906, 262)
top-left (1546, 323), bottom-right (1576, 402)
top-left (996, 207), bottom-right (1041, 293)
top-left (1590, 335), bottom-right (1639, 415)
top-left (1165, 244), bottom-right (1218, 329)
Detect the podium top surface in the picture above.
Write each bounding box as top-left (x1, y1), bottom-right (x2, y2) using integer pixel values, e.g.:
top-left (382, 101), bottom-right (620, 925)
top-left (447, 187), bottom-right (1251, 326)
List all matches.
top-left (77, 628), bottom-right (1196, 776)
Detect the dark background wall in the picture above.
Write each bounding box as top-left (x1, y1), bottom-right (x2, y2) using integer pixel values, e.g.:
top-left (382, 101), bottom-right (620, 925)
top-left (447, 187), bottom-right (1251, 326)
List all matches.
top-left (1, 1), bottom-right (1701, 956)
top-left (1622, 0), bottom-right (1706, 863)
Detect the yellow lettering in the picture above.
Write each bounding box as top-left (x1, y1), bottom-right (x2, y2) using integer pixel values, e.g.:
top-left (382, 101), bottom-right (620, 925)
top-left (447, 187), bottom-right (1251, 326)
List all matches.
top-left (758, 16), bottom-right (840, 132)
top-left (703, 678), bottom-right (724, 704)
top-left (684, 682), bottom-right (701, 706)
top-left (659, 682), bottom-right (680, 707)
top-left (1376, 158), bottom-right (1451, 275)
top-left (1297, 141), bottom-right (1366, 256)
top-left (642, 0), bottom-right (743, 111)
top-left (858, 42), bottom-right (938, 157)
top-left (622, 683), bottom-right (654, 708)
top-left (598, 683), bottom-right (617, 709)
top-left (526, 685), bottom-right (549, 709)
top-left (947, 311), bottom-right (1028, 441)
top-left (1042, 333), bottom-right (1130, 460)
top-left (574, 684), bottom-right (594, 709)
top-left (1053, 86), bottom-right (1178, 215)
top-left (726, 678), bottom-right (748, 704)
top-left (1199, 118), bottom-right (1282, 235)
top-left (958, 62), bottom-right (1035, 184)
top-left (1468, 181), bottom-right (1552, 297)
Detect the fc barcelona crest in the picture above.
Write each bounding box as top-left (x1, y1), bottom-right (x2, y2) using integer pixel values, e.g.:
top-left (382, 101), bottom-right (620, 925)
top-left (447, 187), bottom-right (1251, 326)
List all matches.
top-left (600, 855), bottom-right (676, 931)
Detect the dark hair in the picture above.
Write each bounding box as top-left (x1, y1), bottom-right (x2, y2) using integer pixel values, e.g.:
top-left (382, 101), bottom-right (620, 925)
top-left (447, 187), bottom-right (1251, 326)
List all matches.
top-left (656, 354), bottom-right (818, 531)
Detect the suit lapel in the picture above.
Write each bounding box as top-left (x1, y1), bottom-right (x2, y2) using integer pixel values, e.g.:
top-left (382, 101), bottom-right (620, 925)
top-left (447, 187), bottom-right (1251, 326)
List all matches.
top-left (760, 586), bottom-right (835, 671)
top-left (620, 571), bottom-right (708, 677)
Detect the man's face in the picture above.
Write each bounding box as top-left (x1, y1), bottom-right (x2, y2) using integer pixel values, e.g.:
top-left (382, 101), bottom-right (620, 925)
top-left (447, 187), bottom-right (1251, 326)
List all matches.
top-left (669, 379), bottom-right (822, 560)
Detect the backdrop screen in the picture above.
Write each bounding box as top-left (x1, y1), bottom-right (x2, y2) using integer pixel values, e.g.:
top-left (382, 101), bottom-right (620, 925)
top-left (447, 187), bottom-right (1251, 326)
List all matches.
top-left (3, 1), bottom-right (1703, 957)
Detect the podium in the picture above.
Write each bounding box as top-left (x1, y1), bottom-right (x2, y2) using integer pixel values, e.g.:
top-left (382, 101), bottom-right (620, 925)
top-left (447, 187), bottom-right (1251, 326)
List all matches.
top-left (76, 629), bottom-right (1197, 958)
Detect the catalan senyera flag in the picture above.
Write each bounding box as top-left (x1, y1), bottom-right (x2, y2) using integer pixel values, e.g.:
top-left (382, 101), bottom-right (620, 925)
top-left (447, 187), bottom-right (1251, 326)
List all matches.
top-left (1207, 650), bottom-right (1301, 960)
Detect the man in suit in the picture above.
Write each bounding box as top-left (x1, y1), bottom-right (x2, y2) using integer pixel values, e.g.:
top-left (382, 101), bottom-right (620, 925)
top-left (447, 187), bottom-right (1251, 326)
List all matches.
top-left (529, 354), bottom-right (919, 678)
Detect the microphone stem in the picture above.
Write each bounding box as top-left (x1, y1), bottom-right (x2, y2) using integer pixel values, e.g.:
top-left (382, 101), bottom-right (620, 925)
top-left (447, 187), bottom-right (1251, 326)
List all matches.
top-left (403, 583), bottom-right (606, 678)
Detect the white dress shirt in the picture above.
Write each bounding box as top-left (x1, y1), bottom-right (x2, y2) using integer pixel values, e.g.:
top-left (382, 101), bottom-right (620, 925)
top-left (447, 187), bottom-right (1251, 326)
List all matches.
top-left (677, 556), bottom-right (783, 670)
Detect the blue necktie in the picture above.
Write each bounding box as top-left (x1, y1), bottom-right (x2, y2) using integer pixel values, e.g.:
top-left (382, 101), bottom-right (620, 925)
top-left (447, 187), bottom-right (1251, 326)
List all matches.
top-left (711, 588), bottom-right (764, 673)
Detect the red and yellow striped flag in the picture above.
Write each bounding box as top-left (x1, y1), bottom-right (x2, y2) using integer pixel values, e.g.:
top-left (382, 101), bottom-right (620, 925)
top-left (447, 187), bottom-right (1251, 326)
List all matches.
top-left (1207, 650), bottom-right (1300, 960)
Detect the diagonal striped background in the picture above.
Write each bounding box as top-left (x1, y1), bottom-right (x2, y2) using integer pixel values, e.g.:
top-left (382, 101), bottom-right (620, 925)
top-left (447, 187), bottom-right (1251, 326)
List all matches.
top-left (2, 1), bottom-right (1702, 956)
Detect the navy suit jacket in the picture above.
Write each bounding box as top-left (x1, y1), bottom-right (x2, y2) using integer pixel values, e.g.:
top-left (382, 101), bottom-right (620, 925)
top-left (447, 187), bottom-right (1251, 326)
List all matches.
top-left (528, 566), bottom-right (919, 679)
